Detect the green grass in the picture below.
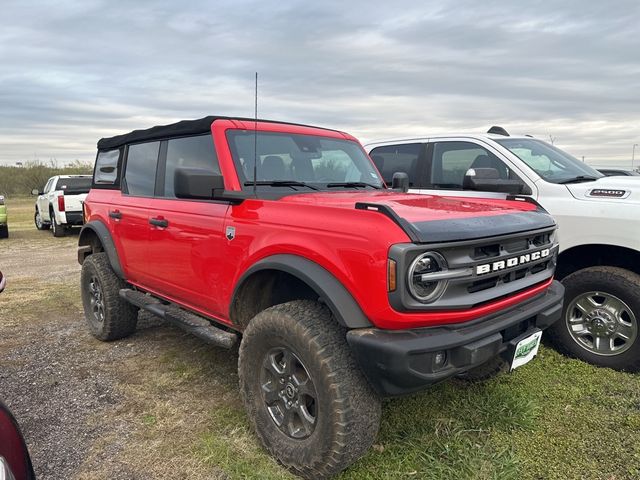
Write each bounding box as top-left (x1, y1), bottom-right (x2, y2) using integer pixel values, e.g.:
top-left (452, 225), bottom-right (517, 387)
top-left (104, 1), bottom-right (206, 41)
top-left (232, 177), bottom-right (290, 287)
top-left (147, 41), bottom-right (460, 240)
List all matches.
top-left (4, 195), bottom-right (35, 226)
top-left (187, 345), bottom-right (640, 480)
top-left (199, 405), bottom-right (298, 480)
top-left (336, 347), bottom-right (640, 480)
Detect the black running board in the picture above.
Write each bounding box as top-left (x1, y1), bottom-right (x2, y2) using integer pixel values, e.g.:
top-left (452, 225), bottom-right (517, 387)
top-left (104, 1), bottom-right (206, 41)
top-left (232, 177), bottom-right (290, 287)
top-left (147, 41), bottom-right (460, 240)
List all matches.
top-left (119, 289), bottom-right (238, 349)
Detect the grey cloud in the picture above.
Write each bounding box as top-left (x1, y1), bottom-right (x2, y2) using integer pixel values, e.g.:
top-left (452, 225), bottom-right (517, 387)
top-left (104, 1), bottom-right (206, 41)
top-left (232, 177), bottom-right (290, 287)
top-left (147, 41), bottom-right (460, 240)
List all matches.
top-left (0, 0), bottom-right (639, 166)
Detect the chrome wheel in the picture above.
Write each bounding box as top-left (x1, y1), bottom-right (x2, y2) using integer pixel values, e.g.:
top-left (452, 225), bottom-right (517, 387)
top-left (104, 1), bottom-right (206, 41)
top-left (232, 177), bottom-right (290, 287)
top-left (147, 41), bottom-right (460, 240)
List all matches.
top-left (260, 347), bottom-right (318, 439)
top-left (566, 291), bottom-right (637, 356)
top-left (35, 211), bottom-right (43, 229)
top-left (88, 275), bottom-right (105, 324)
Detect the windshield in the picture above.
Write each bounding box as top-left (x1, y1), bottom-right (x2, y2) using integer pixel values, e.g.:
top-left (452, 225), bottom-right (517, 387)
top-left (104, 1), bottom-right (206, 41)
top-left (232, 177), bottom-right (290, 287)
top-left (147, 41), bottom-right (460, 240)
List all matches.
top-left (226, 131), bottom-right (383, 191)
top-left (495, 138), bottom-right (603, 184)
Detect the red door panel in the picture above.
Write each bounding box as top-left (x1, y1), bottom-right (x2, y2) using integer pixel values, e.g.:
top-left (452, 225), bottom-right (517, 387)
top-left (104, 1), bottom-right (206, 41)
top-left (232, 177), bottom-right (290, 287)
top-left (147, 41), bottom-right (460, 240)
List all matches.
top-left (146, 197), bottom-right (229, 317)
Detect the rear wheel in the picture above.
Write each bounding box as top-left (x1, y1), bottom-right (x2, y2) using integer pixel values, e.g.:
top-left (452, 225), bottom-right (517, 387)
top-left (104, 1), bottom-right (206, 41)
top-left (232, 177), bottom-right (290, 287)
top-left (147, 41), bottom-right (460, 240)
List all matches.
top-left (0, 225), bottom-right (7, 239)
top-left (81, 252), bottom-right (138, 341)
top-left (50, 209), bottom-right (65, 237)
top-left (547, 266), bottom-right (640, 371)
top-left (238, 300), bottom-right (381, 479)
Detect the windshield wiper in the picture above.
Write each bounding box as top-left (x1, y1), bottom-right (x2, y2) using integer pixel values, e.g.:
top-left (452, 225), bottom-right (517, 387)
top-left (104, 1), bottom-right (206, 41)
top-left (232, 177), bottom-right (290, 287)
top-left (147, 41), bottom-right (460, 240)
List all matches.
top-left (557, 175), bottom-right (598, 184)
top-left (326, 182), bottom-right (381, 189)
top-left (243, 180), bottom-right (319, 190)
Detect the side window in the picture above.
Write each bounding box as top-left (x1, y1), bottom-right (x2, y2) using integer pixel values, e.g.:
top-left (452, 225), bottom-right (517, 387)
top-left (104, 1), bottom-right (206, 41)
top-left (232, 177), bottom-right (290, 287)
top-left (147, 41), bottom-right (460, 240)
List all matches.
top-left (430, 142), bottom-right (512, 189)
top-left (369, 144), bottom-right (422, 186)
top-left (163, 135), bottom-right (219, 198)
top-left (124, 141), bottom-right (160, 196)
top-left (43, 178), bottom-right (53, 193)
top-left (94, 149), bottom-right (120, 186)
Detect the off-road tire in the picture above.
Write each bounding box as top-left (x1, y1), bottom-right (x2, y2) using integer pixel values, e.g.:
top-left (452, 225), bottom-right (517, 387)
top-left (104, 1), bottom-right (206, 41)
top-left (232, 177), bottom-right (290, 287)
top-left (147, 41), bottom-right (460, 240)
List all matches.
top-left (547, 266), bottom-right (640, 371)
top-left (50, 209), bottom-right (65, 237)
top-left (81, 252), bottom-right (138, 341)
top-left (34, 209), bottom-right (50, 230)
top-left (455, 355), bottom-right (507, 383)
top-left (238, 300), bottom-right (381, 479)
top-left (0, 225), bottom-right (8, 239)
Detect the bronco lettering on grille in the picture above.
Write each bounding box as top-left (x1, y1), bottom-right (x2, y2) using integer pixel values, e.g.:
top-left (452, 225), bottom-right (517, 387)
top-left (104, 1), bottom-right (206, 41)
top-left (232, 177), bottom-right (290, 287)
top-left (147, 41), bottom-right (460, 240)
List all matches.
top-left (476, 248), bottom-right (550, 275)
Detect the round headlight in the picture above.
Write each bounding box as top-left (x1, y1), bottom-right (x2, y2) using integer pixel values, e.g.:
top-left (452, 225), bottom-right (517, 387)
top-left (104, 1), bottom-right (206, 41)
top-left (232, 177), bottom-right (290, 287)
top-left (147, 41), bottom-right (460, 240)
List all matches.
top-left (407, 251), bottom-right (448, 303)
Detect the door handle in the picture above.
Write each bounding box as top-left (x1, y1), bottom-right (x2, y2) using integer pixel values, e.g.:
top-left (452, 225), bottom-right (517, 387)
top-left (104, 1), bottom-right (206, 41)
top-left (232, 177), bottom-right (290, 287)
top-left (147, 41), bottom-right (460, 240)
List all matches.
top-left (109, 210), bottom-right (122, 219)
top-left (149, 217), bottom-right (168, 228)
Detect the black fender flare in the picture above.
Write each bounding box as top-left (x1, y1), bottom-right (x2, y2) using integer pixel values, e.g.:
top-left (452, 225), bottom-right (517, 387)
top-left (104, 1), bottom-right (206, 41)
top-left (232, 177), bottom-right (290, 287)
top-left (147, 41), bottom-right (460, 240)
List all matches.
top-left (77, 220), bottom-right (124, 279)
top-left (233, 254), bottom-right (372, 329)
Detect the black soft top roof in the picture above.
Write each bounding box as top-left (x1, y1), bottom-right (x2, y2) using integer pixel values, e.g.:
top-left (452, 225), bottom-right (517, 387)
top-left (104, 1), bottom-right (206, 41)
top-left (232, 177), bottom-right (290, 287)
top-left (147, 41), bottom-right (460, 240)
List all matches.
top-left (97, 115), bottom-right (340, 150)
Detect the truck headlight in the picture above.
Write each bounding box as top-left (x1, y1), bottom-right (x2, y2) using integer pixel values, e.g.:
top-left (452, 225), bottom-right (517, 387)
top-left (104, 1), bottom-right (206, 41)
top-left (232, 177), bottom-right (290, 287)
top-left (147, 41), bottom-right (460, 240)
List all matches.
top-left (407, 251), bottom-right (448, 303)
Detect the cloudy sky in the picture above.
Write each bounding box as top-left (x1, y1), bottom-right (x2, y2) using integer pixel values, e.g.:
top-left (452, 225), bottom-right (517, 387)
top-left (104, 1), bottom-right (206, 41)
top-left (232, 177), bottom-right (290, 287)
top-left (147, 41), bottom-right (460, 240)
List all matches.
top-left (1, 0), bottom-right (639, 167)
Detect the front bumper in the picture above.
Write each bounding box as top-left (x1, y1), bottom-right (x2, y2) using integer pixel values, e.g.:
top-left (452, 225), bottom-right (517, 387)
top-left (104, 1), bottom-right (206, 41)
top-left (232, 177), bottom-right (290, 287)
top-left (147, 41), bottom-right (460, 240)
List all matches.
top-left (347, 280), bottom-right (564, 396)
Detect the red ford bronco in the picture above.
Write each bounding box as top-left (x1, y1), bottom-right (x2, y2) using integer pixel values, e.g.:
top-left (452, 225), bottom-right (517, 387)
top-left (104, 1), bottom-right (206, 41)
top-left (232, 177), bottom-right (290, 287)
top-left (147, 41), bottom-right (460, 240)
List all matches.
top-left (78, 116), bottom-right (564, 478)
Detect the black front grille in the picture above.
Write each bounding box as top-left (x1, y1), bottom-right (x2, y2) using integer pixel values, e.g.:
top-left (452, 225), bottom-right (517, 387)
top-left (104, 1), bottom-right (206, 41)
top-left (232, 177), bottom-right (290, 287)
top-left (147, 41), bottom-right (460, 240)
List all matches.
top-left (434, 226), bottom-right (557, 307)
top-left (468, 261), bottom-right (549, 292)
top-left (387, 226), bottom-right (558, 312)
top-left (460, 230), bottom-right (555, 295)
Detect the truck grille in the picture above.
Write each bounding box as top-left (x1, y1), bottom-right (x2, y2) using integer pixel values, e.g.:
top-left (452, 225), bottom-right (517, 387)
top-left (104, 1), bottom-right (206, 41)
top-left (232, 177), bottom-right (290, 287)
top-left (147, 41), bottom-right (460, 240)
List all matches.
top-left (387, 226), bottom-right (558, 312)
top-left (466, 230), bottom-right (555, 294)
top-left (440, 227), bottom-right (557, 307)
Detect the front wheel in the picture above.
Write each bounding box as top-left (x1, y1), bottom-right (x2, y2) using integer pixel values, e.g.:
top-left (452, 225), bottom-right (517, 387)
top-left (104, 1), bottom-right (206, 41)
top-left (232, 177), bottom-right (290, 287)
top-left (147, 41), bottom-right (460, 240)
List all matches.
top-left (238, 300), bottom-right (381, 479)
top-left (547, 266), bottom-right (640, 371)
top-left (0, 225), bottom-right (7, 239)
top-left (34, 210), bottom-right (50, 230)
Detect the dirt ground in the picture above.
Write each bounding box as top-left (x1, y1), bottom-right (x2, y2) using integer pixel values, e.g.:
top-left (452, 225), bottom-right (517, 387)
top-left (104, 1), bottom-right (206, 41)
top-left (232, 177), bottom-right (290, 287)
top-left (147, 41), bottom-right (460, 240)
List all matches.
top-left (0, 198), bottom-right (275, 479)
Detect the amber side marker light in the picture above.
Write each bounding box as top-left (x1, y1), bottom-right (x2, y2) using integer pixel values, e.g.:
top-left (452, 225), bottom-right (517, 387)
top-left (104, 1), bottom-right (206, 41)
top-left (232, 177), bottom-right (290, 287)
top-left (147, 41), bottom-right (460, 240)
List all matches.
top-left (388, 259), bottom-right (397, 292)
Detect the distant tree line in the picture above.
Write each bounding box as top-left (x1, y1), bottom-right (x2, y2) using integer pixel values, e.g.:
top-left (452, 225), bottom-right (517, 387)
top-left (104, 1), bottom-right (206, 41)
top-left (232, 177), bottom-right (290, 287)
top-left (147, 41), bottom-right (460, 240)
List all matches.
top-left (0, 160), bottom-right (93, 197)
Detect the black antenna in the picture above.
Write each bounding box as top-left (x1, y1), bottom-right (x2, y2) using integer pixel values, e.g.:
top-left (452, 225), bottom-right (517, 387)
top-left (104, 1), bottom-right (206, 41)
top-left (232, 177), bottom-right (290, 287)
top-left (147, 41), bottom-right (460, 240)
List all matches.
top-left (253, 72), bottom-right (258, 195)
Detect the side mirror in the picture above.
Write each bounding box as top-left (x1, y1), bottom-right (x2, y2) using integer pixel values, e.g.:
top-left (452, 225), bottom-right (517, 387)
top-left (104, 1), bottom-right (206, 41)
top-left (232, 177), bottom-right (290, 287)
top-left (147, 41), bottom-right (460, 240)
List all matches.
top-left (463, 168), bottom-right (532, 195)
top-left (391, 172), bottom-right (409, 193)
top-left (174, 168), bottom-right (245, 204)
top-left (31, 189), bottom-right (40, 196)
top-left (174, 168), bottom-right (224, 199)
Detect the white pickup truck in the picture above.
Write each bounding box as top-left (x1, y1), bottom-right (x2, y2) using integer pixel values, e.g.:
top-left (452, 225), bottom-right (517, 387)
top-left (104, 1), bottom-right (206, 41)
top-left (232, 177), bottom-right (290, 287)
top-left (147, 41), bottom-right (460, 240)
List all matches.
top-left (32, 175), bottom-right (91, 237)
top-left (366, 128), bottom-right (640, 371)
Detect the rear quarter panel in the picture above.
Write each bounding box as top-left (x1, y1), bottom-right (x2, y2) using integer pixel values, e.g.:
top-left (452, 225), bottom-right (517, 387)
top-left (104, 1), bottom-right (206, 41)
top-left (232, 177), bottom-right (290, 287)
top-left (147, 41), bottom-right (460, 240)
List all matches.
top-left (83, 189), bottom-right (150, 283)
